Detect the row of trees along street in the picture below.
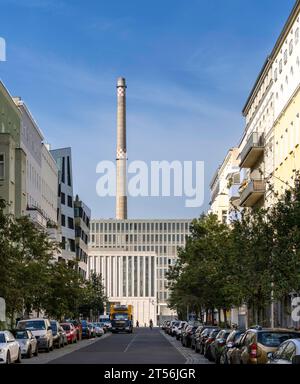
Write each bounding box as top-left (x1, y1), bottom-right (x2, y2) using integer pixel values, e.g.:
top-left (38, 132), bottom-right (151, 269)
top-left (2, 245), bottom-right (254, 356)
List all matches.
top-left (167, 175), bottom-right (300, 327)
top-left (0, 199), bottom-right (107, 329)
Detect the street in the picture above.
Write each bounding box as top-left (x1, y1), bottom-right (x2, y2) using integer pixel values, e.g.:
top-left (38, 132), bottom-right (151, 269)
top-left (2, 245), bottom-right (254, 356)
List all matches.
top-left (50, 328), bottom-right (186, 364)
top-left (21, 328), bottom-right (211, 364)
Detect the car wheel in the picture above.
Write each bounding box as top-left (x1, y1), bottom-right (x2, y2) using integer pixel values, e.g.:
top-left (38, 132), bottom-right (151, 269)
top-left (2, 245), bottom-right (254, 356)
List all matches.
top-left (6, 351), bottom-right (11, 364)
top-left (16, 349), bottom-right (22, 363)
top-left (27, 346), bottom-right (33, 359)
top-left (34, 346), bottom-right (38, 357)
top-left (50, 343), bottom-right (54, 351)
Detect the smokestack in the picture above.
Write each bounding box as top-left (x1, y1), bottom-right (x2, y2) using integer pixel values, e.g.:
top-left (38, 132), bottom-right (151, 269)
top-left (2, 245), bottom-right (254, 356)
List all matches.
top-left (116, 77), bottom-right (128, 220)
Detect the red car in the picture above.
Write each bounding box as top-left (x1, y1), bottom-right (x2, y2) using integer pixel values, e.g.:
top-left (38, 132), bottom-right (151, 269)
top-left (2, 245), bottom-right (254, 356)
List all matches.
top-left (60, 323), bottom-right (77, 344)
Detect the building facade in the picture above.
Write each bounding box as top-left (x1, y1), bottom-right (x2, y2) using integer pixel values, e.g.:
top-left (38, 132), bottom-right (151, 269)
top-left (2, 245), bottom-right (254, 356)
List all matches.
top-left (0, 81), bottom-right (26, 217)
top-left (209, 148), bottom-right (239, 224)
top-left (13, 97), bottom-right (58, 230)
top-left (88, 219), bottom-right (191, 325)
top-left (74, 195), bottom-right (91, 278)
top-left (50, 147), bottom-right (76, 262)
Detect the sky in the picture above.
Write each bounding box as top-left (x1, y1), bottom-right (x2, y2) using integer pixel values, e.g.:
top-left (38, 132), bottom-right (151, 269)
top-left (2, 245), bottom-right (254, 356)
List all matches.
top-left (0, 0), bottom-right (296, 219)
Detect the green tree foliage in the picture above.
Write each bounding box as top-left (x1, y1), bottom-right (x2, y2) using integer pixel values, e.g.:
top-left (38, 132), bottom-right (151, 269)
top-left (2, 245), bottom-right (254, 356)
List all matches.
top-left (0, 200), bottom-right (106, 323)
top-left (168, 175), bottom-right (300, 325)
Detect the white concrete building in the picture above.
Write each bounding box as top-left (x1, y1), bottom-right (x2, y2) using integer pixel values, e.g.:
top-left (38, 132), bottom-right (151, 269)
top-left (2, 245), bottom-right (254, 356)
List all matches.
top-left (209, 148), bottom-right (239, 224)
top-left (88, 219), bottom-right (191, 325)
top-left (13, 97), bottom-right (58, 228)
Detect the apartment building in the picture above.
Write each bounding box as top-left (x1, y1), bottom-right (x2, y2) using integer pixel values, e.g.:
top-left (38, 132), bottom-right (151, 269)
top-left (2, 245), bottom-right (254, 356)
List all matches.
top-left (0, 81), bottom-right (26, 217)
top-left (50, 147), bottom-right (76, 262)
top-left (209, 148), bottom-right (239, 224)
top-left (74, 195), bottom-right (91, 278)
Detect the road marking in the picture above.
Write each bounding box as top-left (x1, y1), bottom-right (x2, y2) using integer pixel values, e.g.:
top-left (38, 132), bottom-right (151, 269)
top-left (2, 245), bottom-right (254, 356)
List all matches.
top-left (123, 333), bottom-right (138, 353)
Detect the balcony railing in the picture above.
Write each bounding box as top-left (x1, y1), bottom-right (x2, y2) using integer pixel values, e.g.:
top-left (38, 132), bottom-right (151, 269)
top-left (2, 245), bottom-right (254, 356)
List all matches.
top-left (26, 207), bottom-right (47, 229)
top-left (228, 184), bottom-right (240, 201)
top-left (240, 179), bottom-right (266, 207)
top-left (240, 132), bottom-right (265, 169)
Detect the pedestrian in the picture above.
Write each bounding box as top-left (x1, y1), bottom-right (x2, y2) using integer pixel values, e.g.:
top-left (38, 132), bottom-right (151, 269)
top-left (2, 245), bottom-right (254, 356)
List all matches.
top-left (136, 320), bottom-right (139, 328)
top-left (149, 319), bottom-right (153, 330)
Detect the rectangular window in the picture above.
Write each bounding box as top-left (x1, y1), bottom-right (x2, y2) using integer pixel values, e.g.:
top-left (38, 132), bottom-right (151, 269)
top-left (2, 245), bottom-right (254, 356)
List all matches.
top-left (128, 256), bottom-right (132, 296)
top-left (140, 257), bottom-right (144, 297)
top-left (61, 157), bottom-right (65, 183)
top-left (67, 156), bottom-right (71, 186)
top-left (123, 256), bottom-right (127, 297)
top-left (0, 154), bottom-right (4, 179)
top-left (61, 192), bottom-right (66, 205)
top-left (134, 256), bottom-right (138, 297)
top-left (151, 257), bottom-right (155, 297)
top-left (61, 214), bottom-right (66, 227)
top-left (67, 195), bottom-right (73, 208)
top-left (68, 217), bottom-right (74, 229)
top-left (145, 257), bottom-right (149, 297)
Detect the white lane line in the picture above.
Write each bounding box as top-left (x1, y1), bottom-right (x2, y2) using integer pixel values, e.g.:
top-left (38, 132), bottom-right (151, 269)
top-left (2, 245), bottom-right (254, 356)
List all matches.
top-left (123, 333), bottom-right (138, 353)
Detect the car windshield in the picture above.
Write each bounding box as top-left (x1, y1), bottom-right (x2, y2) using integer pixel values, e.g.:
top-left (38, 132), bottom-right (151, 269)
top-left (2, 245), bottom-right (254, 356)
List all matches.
top-left (258, 332), bottom-right (300, 347)
top-left (210, 330), bottom-right (220, 337)
top-left (0, 334), bottom-right (6, 343)
top-left (112, 314), bottom-right (128, 320)
top-left (61, 324), bottom-right (70, 331)
top-left (50, 322), bottom-right (57, 332)
top-left (13, 330), bottom-right (28, 339)
top-left (18, 320), bottom-right (46, 330)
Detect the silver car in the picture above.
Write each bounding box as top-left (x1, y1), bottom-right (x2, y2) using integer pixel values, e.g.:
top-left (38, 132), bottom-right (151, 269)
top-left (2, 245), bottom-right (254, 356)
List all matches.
top-left (268, 338), bottom-right (300, 364)
top-left (12, 330), bottom-right (38, 358)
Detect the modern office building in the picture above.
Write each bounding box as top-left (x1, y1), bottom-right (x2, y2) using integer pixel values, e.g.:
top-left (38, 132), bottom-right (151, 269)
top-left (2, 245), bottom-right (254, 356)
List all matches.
top-left (50, 147), bottom-right (76, 262)
top-left (74, 195), bottom-right (91, 278)
top-left (89, 219), bottom-right (191, 325)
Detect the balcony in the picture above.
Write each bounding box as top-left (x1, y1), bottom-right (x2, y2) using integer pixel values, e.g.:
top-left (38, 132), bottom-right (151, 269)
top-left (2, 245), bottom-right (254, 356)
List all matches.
top-left (228, 184), bottom-right (240, 202)
top-left (240, 179), bottom-right (266, 207)
top-left (27, 207), bottom-right (47, 229)
top-left (240, 132), bottom-right (264, 169)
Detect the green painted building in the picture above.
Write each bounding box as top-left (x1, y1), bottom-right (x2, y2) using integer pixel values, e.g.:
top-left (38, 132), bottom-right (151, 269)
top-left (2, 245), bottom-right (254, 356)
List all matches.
top-left (0, 80), bottom-right (26, 217)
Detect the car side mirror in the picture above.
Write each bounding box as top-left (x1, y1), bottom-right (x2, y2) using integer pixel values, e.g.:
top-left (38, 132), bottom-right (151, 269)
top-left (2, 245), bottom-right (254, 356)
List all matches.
top-left (292, 356), bottom-right (300, 365)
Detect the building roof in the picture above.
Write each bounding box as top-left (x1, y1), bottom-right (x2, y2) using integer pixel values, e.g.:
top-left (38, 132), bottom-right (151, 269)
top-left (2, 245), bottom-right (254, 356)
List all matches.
top-left (242, 0), bottom-right (300, 116)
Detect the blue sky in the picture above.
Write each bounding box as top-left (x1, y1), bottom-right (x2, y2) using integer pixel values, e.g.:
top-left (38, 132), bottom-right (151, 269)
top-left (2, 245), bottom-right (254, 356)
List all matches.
top-left (0, 0), bottom-right (296, 219)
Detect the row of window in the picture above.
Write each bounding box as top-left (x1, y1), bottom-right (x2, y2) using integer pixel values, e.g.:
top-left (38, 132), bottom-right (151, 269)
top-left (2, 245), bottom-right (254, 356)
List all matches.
top-left (61, 192), bottom-right (73, 208)
top-left (61, 214), bottom-right (74, 230)
top-left (91, 233), bottom-right (186, 244)
top-left (91, 221), bottom-right (190, 233)
top-left (61, 237), bottom-right (75, 252)
top-left (274, 27), bottom-right (299, 81)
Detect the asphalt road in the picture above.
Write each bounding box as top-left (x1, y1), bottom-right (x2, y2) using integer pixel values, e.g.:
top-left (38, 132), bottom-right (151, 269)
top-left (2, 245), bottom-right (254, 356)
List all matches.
top-left (49, 328), bottom-right (186, 364)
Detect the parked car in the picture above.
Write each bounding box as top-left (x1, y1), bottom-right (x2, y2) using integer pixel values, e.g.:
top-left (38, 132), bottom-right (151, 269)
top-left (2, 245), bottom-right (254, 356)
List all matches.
top-left (203, 329), bottom-right (221, 360)
top-left (175, 321), bottom-right (187, 340)
top-left (81, 320), bottom-right (92, 339)
top-left (197, 326), bottom-right (219, 354)
top-left (12, 329), bottom-right (38, 358)
top-left (228, 333), bottom-right (246, 364)
top-left (59, 325), bottom-right (68, 346)
top-left (66, 319), bottom-right (82, 341)
top-left (210, 329), bottom-right (231, 363)
top-left (60, 323), bottom-right (77, 344)
top-left (0, 331), bottom-right (22, 364)
top-left (237, 327), bottom-right (300, 364)
top-left (164, 321), bottom-right (171, 333)
top-left (88, 323), bottom-right (96, 338)
top-left (181, 325), bottom-right (199, 348)
top-left (93, 323), bottom-right (105, 337)
top-left (17, 318), bottom-right (53, 352)
top-left (268, 339), bottom-right (300, 364)
top-left (191, 326), bottom-right (206, 351)
top-left (220, 330), bottom-right (245, 364)
top-left (50, 320), bottom-right (65, 349)
top-left (169, 320), bottom-right (180, 336)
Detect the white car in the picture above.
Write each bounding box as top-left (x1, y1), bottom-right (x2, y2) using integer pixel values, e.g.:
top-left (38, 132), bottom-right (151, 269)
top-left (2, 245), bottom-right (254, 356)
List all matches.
top-left (0, 331), bottom-right (22, 364)
top-left (175, 321), bottom-right (187, 340)
top-left (93, 323), bottom-right (105, 337)
top-left (12, 329), bottom-right (38, 358)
